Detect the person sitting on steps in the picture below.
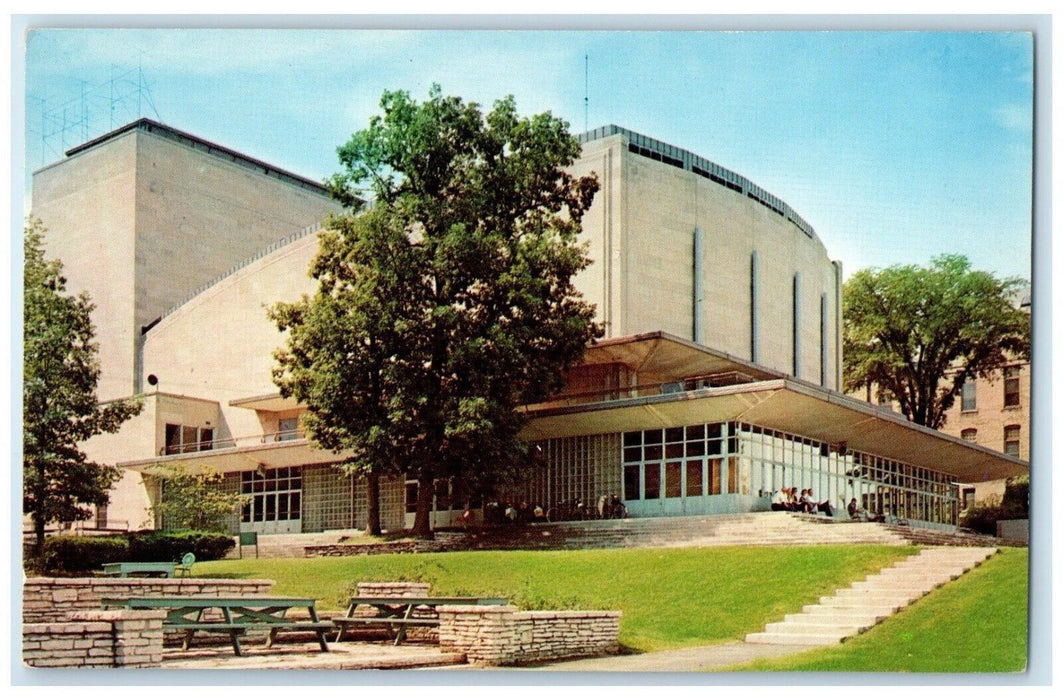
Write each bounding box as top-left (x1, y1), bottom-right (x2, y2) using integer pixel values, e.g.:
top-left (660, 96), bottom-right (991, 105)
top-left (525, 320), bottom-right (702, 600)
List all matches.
top-left (807, 488), bottom-right (833, 516)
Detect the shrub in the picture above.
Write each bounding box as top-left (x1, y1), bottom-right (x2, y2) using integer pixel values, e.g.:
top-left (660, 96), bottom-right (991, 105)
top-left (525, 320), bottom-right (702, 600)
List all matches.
top-left (34, 531), bottom-right (234, 574)
top-left (960, 476), bottom-right (1029, 536)
top-left (40, 536), bottom-right (129, 573)
top-left (127, 530), bottom-right (235, 562)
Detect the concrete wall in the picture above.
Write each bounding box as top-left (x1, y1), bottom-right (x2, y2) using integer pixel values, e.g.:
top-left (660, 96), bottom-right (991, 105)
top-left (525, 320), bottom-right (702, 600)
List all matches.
top-left (32, 131), bottom-right (139, 401)
top-left (31, 123), bottom-right (341, 401)
top-left (569, 133), bottom-right (841, 389)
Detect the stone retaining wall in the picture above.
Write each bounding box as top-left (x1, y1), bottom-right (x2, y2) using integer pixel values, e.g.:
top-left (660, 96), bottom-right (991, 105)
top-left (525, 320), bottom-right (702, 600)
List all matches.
top-left (23, 577), bottom-right (274, 623)
top-left (23, 609), bottom-right (165, 668)
top-left (356, 581), bottom-right (431, 597)
top-left (438, 605), bottom-right (621, 666)
top-left (306, 540), bottom-right (453, 557)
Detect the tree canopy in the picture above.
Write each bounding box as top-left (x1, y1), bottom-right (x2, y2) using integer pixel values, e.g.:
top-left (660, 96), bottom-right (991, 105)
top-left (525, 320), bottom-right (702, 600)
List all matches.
top-left (150, 465), bottom-right (247, 531)
top-left (271, 87), bottom-right (601, 537)
top-left (842, 254), bottom-right (1029, 429)
top-left (23, 219), bottom-right (141, 555)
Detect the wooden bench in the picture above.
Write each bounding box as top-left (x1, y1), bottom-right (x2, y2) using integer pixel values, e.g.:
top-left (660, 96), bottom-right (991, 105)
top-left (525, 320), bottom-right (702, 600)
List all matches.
top-left (333, 596), bottom-right (508, 645)
top-left (101, 596), bottom-right (331, 656)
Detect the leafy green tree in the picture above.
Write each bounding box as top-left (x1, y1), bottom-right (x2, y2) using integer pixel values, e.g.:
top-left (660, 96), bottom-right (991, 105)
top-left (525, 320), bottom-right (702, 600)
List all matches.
top-left (272, 87), bottom-right (601, 537)
top-left (843, 254), bottom-right (1029, 429)
top-left (150, 465), bottom-right (247, 531)
top-left (23, 218), bottom-right (142, 556)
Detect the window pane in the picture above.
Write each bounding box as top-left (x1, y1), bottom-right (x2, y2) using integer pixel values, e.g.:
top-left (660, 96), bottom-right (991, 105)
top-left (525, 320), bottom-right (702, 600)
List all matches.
top-left (644, 444), bottom-right (662, 461)
top-left (182, 426), bottom-right (198, 453)
top-left (405, 482), bottom-right (418, 514)
top-left (624, 446), bottom-right (642, 463)
top-left (165, 424), bottom-right (181, 455)
top-left (665, 462), bottom-right (682, 498)
top-left (686, 460), bottom-right (703, 497)
top-left (199, 427), bottom-right (214, 451)
top-left (265, 494), bottom-right (276, 521)
top-left (644, 430), bottom-right (663, 445)
top-left (289, 492), bottom-right (301, 519)
top-left (962, 380), bottom-right (977, 411)
top-left (709, 459), bottom-right (722, 495)
top-left (686, 441), bottom-right (705, 457)
top-left (644, 464), bottom-right (661, 499)
top-left (686, 425), bottom-right (705, 441)
top-left (624, 465), bottom-right (641, 501)
top-left (278, 493), bottom-right (289, 520)
top-left (623, 431), bottom-right (642, 448)
top-left (666, 443), bottom-right (684, 459)
top-left (665, 427), bottom-right (684, 443)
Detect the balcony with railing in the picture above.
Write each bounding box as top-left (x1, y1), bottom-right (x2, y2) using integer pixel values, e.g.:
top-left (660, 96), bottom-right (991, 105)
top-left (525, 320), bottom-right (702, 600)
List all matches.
top-left (528, 370), bottom-right (758, 410)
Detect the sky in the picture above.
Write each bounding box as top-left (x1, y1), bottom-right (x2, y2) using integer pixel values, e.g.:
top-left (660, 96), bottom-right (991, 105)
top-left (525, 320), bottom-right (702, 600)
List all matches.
top-left (21, 26), bottom-right (1034, 282)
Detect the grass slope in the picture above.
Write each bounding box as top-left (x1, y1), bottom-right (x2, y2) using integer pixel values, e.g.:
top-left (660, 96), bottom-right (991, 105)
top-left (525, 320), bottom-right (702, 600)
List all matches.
top-left (197, 545), bottom-right (912, 652)
top-left (723, 547), bottom-right (1029, 673)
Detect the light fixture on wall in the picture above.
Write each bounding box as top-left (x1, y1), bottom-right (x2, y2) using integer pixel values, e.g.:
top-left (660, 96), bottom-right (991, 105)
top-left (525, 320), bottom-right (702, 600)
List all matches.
top-left (146, 374), bottom-right (159, 392)
top-left (255, 463), bottom-right (268, 478)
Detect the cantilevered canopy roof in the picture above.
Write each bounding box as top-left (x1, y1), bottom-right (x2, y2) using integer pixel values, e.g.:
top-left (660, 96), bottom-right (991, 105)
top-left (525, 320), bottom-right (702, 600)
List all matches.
top-left (521, 377), bottom-right (1027, 484)
top-left (119, 438), bottom-right (340, 475)
top-left (229, 393), bottom-right (302, 412)
top-left (578, 331), bottom-right (783, 383)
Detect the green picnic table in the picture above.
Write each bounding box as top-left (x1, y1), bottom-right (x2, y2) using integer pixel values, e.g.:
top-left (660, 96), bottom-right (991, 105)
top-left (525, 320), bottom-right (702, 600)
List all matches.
top-left (101, 561), bottom-right (176, 578)
top-left (333, 596), bottom-right (508, 645)
top-left (101, 596), bottom-right (332, 656)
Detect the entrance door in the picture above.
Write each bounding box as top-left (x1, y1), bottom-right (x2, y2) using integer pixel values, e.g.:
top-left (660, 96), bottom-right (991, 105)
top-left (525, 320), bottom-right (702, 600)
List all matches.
top-left (240, 467), bottom-right (302, 534)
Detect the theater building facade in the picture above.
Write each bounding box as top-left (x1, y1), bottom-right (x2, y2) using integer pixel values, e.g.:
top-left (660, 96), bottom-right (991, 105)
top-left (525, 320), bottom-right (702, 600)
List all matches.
top-left (30, 119), bottom-right (1027, 535)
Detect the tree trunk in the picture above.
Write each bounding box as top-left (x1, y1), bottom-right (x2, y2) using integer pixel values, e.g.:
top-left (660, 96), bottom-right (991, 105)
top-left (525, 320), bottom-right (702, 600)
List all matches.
top-left (33, 512), bottom-right (46, 561)
top-left (411, 473), bottom-right (435, 540)
top-left (364, 472), bottom-right (382, 536)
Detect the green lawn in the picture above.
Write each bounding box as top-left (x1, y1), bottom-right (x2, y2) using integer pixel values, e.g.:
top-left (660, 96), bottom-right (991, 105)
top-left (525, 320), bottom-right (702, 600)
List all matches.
top-left (197, 545), bottom-right (914, 652)
top-left (721, 547), bottom-right (1029, 673)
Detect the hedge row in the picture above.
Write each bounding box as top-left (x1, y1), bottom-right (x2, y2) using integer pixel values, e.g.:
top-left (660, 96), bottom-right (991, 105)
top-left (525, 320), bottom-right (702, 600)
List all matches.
top-left (38, 530), bottom-right (235, 574)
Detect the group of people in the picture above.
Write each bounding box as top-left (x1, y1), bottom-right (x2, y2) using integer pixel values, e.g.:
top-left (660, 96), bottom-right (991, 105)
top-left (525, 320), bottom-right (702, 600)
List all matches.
top-left (770, 487), bottom-right (834, 516)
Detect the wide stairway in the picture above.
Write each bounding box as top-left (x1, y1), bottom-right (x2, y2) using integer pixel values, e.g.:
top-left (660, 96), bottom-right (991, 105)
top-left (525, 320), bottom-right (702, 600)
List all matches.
top-left (744, 546), bottom-right (998, 646)
top-left (241, 513), bottom-right (1020, 557)
top-left (460, 512), bottom-right (913, 551)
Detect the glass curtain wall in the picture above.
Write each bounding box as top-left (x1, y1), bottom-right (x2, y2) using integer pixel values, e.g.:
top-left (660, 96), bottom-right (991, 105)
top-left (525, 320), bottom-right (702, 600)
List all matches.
top-left (613, 421), bottom-right (958, 526)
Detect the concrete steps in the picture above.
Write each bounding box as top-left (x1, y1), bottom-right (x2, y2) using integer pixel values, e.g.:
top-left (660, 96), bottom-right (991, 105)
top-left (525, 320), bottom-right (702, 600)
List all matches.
top-left (745, 546), bottom-right (996, 646)
top-left (239, 512), bottom-right (1017, 558)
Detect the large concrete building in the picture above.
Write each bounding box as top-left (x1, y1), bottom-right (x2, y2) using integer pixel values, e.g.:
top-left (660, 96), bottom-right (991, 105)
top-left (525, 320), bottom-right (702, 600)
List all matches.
top-left (30, 119), bottom-right (1027, 535)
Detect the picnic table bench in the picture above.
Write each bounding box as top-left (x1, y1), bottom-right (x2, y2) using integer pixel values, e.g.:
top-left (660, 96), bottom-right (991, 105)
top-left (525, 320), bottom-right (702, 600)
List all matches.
top-left (101, 596), bottom-right (332, 656)
top-left (101, 561), bottom-right (176, 578)
top-left (333, 596), bottom-right (508, 645)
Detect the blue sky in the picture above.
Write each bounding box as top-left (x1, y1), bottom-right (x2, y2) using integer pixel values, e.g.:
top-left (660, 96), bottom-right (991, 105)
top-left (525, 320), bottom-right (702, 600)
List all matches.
top-left (22, 28), bottom-right (1034, 282)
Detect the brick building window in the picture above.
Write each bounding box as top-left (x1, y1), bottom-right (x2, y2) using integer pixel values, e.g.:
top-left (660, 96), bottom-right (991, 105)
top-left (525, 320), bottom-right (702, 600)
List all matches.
top-left (1004, 367), bottom-right (1021, 407)
top-left (1004, 425), bottom-right (1021, 458)
top-left (961, 428), bottom-right (977, 443)
top-left (961, 380), bottom-right (977, 412)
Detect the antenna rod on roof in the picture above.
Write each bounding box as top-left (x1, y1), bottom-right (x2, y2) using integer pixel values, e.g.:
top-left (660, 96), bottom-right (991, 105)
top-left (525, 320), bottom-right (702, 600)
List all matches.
top-left (584, 54), bottom-right (589, 133)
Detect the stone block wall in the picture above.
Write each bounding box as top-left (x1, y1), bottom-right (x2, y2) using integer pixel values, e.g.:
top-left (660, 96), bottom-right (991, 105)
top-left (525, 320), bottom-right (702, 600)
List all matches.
top-left (356, 581), bottom-right (431, 597)
top-left (438, 605), bottom-right (621, 666)
top-left (23, 609), bottom-right (165, 668)
top-left (23, 577), bottom-right (274, 623)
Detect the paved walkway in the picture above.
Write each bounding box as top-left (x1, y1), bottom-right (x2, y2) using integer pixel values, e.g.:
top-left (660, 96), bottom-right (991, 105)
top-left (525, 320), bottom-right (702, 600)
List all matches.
top-left (152, 638), bottom-right (818, 673)
top-left (157, 640), bottom-right (465, 671)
